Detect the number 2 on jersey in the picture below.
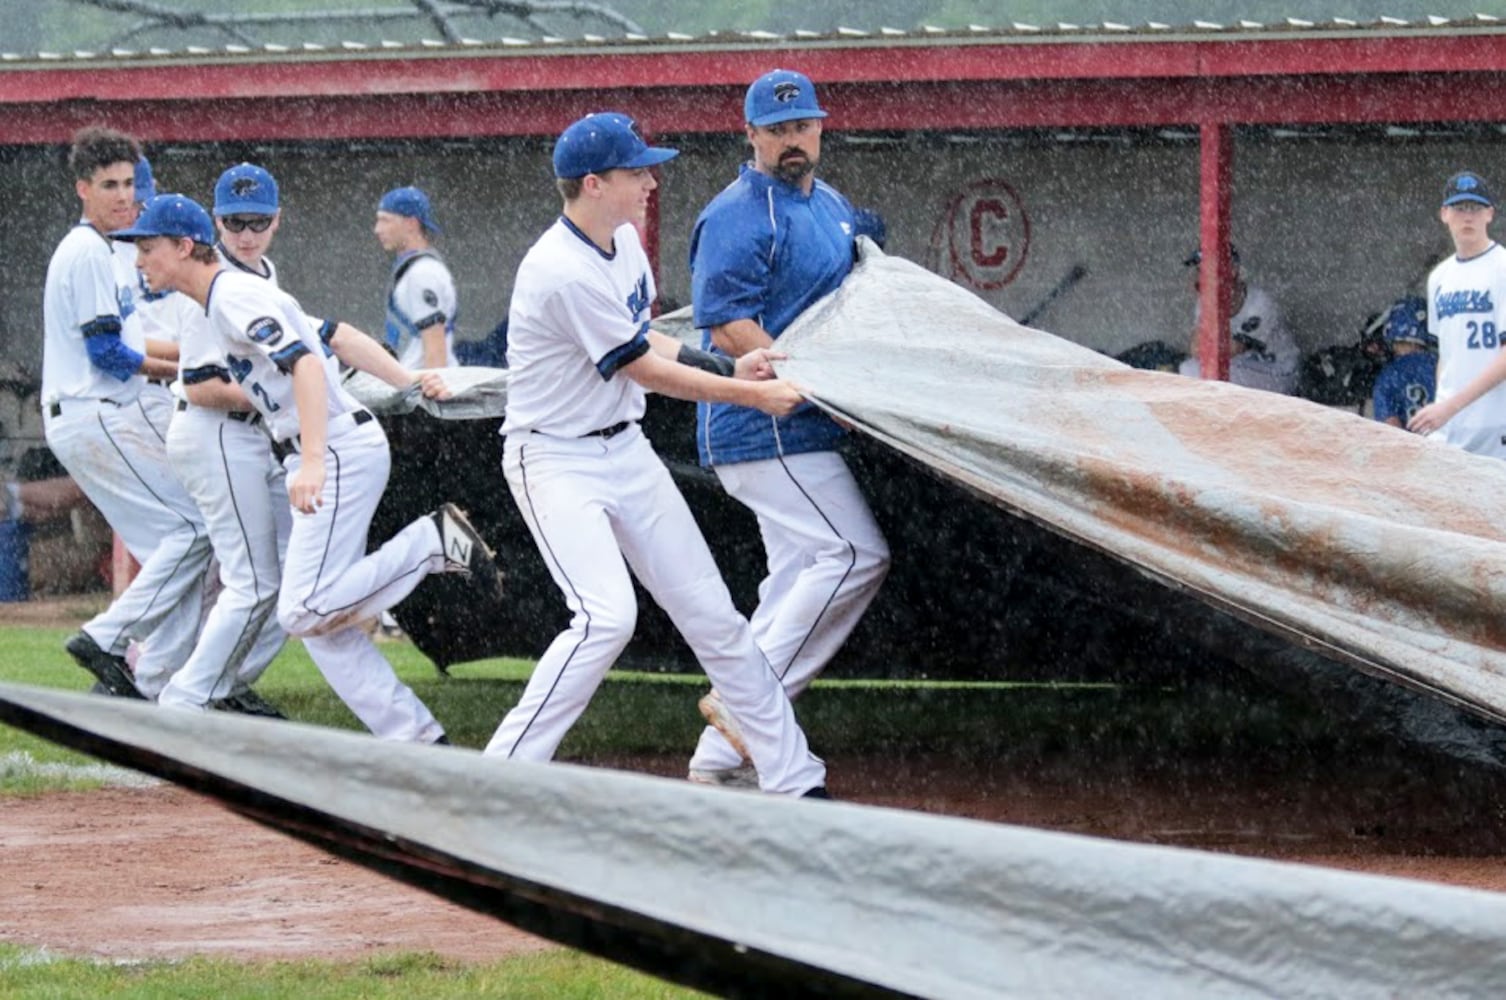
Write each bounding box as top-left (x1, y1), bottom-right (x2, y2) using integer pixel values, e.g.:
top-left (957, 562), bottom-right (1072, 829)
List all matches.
top-left (226, 354), bottom-right (282, 412)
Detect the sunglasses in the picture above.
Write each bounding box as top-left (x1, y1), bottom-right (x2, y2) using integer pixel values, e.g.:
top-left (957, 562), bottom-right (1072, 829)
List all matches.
top-left (220, 215), bottom-right (274, 233)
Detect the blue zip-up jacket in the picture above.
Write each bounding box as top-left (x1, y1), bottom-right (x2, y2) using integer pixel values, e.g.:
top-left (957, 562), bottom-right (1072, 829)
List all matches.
top-left (689, 164), bottom-right (854, 467)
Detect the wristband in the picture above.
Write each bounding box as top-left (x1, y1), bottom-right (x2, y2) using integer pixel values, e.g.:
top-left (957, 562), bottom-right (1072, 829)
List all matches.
top-left (676, 343), bottom-right (735, 378)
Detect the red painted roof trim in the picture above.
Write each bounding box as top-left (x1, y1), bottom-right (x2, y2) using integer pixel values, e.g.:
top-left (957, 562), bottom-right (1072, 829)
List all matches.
top-left (2, 34), bottom-right (1505, 144)
top-left (5, 33), bottom-right (1506, 101)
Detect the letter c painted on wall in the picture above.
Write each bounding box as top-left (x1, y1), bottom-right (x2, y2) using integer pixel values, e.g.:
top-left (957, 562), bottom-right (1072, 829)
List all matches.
top-left (970, 199), bottom-right (1010, 267)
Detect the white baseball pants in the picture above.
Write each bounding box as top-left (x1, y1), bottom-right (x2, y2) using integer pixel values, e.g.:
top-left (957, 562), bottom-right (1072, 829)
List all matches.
top-left (488, 425), bottom-right (826, 796)
top-left (44, 395), bottom-right (212, 695)
top-left (690, 450), bottom-right (889, 773)
top-left (157, 406), bottom-right (290, 710)
top-left (276, 418), bottom-right (445, 742)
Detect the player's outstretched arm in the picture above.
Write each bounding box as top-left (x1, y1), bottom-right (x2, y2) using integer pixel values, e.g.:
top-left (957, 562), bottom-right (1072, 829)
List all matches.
top-left (622, 349), bottom-right (803, 416)
top-left (1409, 349), bottom-right (1506, 435)
top-left (326, 322), bottom-right (447, 398)
top-left (646, 330), bottom-right (784, 381)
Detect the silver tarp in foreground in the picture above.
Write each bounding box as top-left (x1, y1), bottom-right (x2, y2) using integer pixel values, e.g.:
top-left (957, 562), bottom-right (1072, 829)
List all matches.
top-left (769, 244), bottom-right (1506, 725)
top-left (1, 682), bottom-right (1504, 998)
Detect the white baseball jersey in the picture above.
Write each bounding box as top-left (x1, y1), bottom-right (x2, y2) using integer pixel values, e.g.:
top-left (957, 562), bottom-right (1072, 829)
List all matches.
top-left (192, 248), bottom-right (337, 384)
top-left (203, 269), bottom-right (361, 444)
top-left (1184, 283), bottom-right (1301, 394)
top-left (503, 220), bottom-right (653, 437)
top-left (386, 251), bottom-right (458, 368)
top-left (1428, 242), bottom-right (1506, 454)
top-left (42, 223), bottom-right (144, 405)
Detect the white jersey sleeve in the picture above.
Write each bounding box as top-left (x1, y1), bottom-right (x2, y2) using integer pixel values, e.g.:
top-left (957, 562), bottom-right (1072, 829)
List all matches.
top-left (502, 221), bottom-right (654, 437)
top-left (42, 223), bottom-right (144, 405)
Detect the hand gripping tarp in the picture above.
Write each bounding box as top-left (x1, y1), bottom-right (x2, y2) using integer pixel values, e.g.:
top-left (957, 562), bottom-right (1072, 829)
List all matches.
top-left (767, 243), bottom-right (1506, 729)
top-left (3, 682), bottom-right (1506, 999)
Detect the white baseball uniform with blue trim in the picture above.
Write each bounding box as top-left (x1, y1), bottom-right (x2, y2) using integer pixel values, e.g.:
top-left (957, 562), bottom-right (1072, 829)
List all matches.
top-left (1428, 242), bottom-right (1506, 458)
top-left (156, 246), bottom-right (295, 711)
top-left (487, 217), bottom-right (825, 795)
top-left (201, 267), bottom-right (448, 741)
top-left (385, 251), bottom-right (458, 368)
top-left (42, 221), bottom-right (212, 698)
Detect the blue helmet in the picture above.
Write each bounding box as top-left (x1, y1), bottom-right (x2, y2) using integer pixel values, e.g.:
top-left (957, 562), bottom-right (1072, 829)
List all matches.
top-left (1383, 296), bottom-right (1435, 349)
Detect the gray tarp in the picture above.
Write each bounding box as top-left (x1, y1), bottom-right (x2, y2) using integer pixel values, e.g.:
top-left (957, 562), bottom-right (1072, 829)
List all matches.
top-left (352, 244), bottom-right (1506, 728)
top-left (762, 244), bottom-right (1506, 728)
top-left (2, 682), bottom-right (1505, 999)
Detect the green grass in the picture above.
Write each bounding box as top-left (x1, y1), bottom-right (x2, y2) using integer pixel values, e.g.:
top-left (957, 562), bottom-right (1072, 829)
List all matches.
top-left (0, 944), bottom-right (708, 999)
top-left (0, 623), bottom-right (1345, 793)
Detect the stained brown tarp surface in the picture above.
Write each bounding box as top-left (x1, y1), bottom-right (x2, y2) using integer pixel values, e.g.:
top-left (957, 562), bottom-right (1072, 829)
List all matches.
top-left (768, 244), bottom-right (1506, 727)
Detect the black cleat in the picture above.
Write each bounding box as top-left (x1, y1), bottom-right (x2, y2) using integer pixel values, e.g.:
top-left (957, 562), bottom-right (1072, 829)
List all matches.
top-left (65, 632), bottom-right (145, 700)
top-left (801, 786), bottom-right (832, 800)
top-left (211, 688), bottom-right (287, 719)
top-left (433, 734), bottom-right (452, 746)
top-left (431, 503), bottom-right (504, 597)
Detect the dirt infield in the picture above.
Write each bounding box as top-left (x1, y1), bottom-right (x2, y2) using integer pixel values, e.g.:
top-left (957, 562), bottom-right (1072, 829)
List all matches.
top-left (3, 748), bottom-right (1505, 963)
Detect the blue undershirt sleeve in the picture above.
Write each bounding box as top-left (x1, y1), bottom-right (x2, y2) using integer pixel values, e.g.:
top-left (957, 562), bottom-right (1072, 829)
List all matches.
top-left (81, 317), bottom-right (144, 381)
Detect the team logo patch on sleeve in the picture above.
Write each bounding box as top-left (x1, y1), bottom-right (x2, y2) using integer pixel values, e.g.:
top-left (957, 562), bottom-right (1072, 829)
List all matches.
top-left (246, 316), bottom-right (284, 346)
top-left (423, 289), bottom-right (439, 307)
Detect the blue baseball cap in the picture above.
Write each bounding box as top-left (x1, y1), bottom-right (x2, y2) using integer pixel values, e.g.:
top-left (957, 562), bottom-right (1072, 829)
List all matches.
top-left (214, 163), bottom-right (279, 216)
top-left (378, 186), bottom-right (442, 234)
top-left (552, 113), bottom-right (678, 180)
top-left (110, 193), bottom-right (215, 245)
top-left (1443, 171), bottom-right (1494, 208)
top-left (745, 69), bottom-right (828, 128)
top-left (133, 157), bottom-right (156, 204)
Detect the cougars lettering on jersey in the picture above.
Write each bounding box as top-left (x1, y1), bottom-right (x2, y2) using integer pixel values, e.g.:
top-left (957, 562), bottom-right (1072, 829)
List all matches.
top-left (1427, 242), bottom-right (1506, 451)
top-left (1434, 288), bottom-right (1496, 321)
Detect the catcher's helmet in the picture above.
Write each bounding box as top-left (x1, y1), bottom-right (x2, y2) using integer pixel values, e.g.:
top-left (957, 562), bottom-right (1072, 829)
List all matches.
top-left (1383, 296), bottom-right (1435, 349)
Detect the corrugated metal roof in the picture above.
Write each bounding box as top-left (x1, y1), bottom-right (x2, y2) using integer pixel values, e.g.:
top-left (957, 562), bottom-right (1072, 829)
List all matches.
top-left (2, 13), bottom-right (1503, 66)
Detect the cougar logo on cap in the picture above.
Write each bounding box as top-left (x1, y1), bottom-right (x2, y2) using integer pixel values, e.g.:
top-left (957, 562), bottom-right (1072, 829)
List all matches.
top-left (774, 82), bottom-right (800, 103)
top-left (232, 177), bottom-right (259, 197)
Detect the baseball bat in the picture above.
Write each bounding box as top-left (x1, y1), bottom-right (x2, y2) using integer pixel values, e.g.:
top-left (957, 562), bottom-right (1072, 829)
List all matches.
top-left (1020, 264), bottom-right (1089, 327)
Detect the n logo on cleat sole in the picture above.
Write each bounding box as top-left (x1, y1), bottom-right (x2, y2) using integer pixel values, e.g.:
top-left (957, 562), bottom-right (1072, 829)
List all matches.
top-left (445, 516), bottom-right (473, 566)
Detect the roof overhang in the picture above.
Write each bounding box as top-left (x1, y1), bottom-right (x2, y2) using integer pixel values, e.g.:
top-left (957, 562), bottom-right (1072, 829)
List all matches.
top-left (4, 27), bottom-right (1506, 144)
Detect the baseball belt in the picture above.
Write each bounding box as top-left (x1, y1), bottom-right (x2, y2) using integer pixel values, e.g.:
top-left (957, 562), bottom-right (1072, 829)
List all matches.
top-left (272, 409), bottom-right (374, 463)
top-left (174, 399), bottom-right (263, 426)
